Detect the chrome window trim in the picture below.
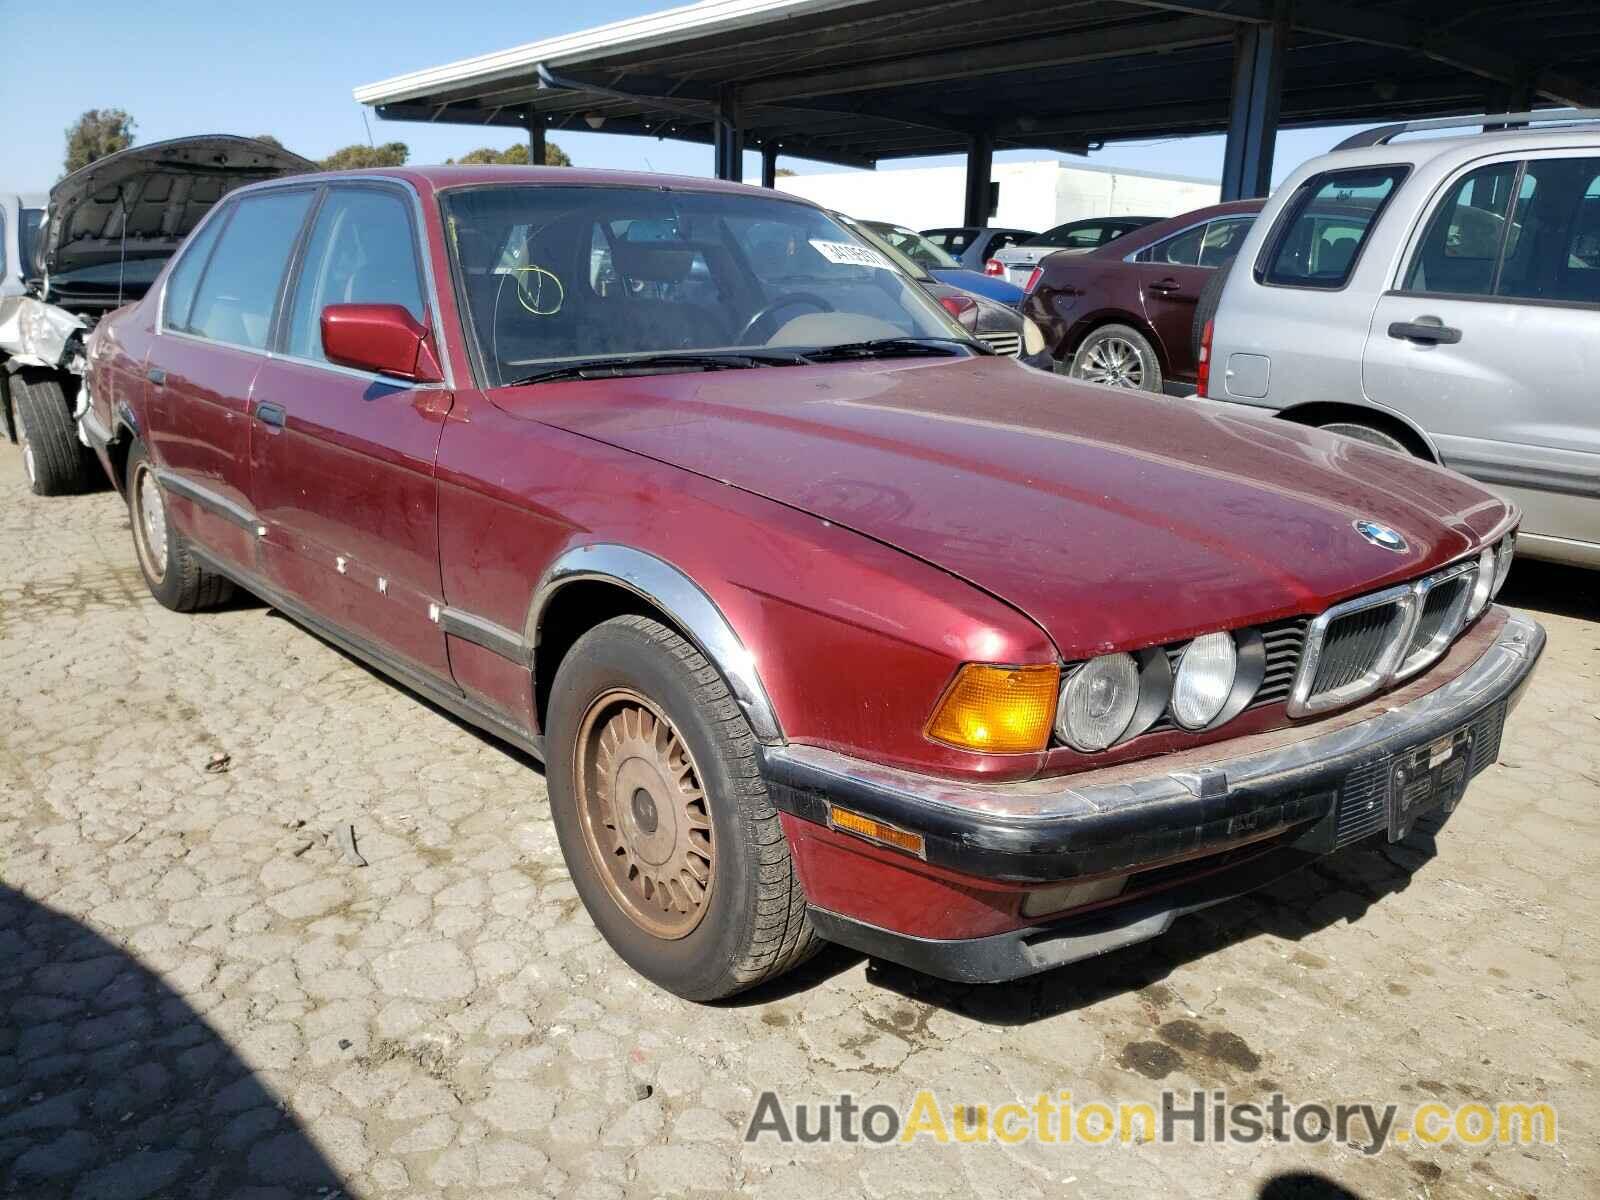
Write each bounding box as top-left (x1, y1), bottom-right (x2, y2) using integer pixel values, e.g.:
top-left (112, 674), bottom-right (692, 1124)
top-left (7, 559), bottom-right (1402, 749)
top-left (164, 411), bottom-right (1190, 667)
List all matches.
top-left (156, 174), bottom-right (455, 391)
top-left (1123, 215), bottom-right (1212, 265)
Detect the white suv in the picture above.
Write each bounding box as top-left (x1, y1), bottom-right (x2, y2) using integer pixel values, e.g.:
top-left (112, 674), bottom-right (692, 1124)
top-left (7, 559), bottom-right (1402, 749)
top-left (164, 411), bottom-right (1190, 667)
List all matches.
top-left (1202, 109), bottom-right (1600, 569)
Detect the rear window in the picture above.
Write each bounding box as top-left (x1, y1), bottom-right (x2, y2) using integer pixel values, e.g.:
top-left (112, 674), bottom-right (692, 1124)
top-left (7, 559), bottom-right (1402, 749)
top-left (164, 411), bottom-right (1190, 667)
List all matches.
top-left (183, 190), bottom-right (314, 349)
top-left (1256, 167), bottom-right (1408, 289)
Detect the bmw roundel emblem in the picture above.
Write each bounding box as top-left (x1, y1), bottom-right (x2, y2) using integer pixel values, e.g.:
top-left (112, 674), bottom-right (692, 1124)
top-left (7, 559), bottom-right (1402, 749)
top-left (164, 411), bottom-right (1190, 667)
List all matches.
top-left (1353, 519), bottom-right (1408, 552)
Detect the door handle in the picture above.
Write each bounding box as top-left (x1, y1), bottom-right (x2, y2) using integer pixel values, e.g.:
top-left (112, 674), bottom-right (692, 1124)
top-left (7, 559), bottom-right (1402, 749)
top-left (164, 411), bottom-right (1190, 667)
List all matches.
top-left (255, 402), bottom-right (287, 429)
top-left (1149, 278), bottom-right (1182, 294)
top-left (1388, 318), bottom-right (1462, 345)
top-left (147, 367), bottom-right (167, 386)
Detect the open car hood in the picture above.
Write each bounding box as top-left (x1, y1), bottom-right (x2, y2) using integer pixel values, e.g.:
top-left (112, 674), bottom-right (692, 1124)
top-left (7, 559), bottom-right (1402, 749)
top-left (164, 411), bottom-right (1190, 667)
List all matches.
top-left (40, 136), bottom-right (314, 291)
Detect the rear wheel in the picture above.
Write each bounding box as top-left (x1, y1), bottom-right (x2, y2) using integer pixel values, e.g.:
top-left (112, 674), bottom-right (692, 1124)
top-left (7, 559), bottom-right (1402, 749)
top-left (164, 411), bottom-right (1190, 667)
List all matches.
top-left (14, 374), bottom-right (90, 495)
top-left (546, 614), bottom-right (818, 1000)
top-left (1318, 421), bottom-right (1414, 456)
top-left (126, 442), bottom-right (235, 611)
top-left (1070, 324), bottom-right (1163, 393)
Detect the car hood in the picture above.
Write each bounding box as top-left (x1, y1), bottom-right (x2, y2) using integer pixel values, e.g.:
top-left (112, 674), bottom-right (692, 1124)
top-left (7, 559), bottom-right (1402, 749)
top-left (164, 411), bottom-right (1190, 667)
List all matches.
top-left (40, 135), bottom-right (314, 285)
top-left (930, 268), bottom-right (1024, 305)
top-left (492, 358), bottom-right (1511, 656)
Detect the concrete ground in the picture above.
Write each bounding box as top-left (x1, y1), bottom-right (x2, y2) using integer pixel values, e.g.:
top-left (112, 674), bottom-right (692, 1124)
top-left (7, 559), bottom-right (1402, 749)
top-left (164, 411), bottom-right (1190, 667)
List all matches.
top-left (0, 446), bottom-right (1595, 1200)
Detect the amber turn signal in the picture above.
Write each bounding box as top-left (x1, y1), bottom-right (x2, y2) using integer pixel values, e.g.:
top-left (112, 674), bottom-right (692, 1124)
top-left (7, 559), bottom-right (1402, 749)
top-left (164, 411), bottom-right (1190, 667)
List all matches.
top-left (925, 663), bottom-right (1060, 754)
top-left (828, 806), bottom-right (927, 858)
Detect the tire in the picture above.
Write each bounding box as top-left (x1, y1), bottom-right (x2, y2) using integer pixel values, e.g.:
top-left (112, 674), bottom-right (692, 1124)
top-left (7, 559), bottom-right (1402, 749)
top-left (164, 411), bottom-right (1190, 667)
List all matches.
top-left (1192, 255), bottom-right (1235, 361)
top-left (1318, 421), bottom-right (1414, 456)
top-left (1069, 323), bottom-right (1164, 393)
top-left (14, 373), bottom-right (90, 495)
top-left (545, 614), bottom-right (819, 1001)
top-left (125, 441), bottom-right (235, 611)
top-left (0, 369), bottom-right (15, 444)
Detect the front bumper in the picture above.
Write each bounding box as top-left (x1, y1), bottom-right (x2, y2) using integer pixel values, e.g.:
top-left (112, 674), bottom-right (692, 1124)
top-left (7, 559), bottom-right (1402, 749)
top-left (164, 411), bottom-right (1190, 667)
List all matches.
top-left (766, 608), bottom-right (1543, 981)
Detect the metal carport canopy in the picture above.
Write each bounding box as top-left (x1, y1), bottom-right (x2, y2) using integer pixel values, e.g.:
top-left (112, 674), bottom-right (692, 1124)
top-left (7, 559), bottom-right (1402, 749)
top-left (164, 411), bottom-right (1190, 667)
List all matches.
top-left (354, 0), bottom-right (1600, 205)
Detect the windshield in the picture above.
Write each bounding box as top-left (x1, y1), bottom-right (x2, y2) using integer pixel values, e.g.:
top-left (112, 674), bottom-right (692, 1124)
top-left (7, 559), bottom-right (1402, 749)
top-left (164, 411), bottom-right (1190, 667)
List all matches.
top-left (442, 185), bottom-right (970, 386)
top-left (861, 221), bottom-right (960, 271)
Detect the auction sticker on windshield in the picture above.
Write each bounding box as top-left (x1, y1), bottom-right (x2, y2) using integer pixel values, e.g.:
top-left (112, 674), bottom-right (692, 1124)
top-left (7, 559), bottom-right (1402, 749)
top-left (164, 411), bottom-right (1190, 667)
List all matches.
top-left (810, 239), bottom-right (893, 269)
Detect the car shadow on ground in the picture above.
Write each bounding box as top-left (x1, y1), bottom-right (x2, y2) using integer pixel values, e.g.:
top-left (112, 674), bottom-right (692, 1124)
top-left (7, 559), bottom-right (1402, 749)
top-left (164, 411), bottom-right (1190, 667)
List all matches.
top-left (1259, 1171), bottom-right (1367, 1199)
top-left (0, 882), bottom-right (344, 1197)
top-left (859, 823), bottom-right (1444, 1027)
top-left (1497, 557), bottom-right (1596, 623)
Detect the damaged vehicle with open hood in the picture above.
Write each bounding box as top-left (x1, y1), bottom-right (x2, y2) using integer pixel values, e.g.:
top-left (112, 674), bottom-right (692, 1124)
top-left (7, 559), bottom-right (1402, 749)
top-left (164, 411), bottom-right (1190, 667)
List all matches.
top-left (0, 136), bottom-right (311, 494)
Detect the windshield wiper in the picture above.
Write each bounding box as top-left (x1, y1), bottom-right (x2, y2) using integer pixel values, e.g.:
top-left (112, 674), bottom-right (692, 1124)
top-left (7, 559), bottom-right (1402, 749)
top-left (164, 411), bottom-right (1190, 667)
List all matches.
top-left (799, 337), bottom-right (987, 363)
top-left (503, 350), bottom-right (808, 387)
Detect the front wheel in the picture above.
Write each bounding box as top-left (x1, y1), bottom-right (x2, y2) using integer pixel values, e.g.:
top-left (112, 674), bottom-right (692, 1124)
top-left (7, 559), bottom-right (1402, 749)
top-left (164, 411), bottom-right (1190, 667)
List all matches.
top-left (13, 374), bottom-right (90, 495)
top-left (545, 614), bottom-right (818, 1000)
top-left (1069, 324), bottom-right (1164, 393)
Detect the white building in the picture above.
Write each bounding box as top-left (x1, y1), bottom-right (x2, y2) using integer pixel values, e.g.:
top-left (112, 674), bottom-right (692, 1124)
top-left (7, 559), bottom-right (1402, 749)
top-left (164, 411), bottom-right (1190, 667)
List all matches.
top-left (776, 158), bottom-right (1219, 232)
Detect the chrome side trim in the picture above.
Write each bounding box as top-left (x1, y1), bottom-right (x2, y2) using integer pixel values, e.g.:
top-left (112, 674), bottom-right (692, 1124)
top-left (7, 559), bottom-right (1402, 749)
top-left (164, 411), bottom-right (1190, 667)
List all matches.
top-left (527, 544), bottom-right (784, 744)
top-left (440, 607), bottom-right (530, 664)
top-left (154, 469), bottom-right (259, 532)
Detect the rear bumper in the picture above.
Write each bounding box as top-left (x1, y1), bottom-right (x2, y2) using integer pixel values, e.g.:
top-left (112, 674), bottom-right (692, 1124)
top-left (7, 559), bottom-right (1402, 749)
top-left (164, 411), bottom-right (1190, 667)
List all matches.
top-left (766, 608), bottom-right (1543, 981)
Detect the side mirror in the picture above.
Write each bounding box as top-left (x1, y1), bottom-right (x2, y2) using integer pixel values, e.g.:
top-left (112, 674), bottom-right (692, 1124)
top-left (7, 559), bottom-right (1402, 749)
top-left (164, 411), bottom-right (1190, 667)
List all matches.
top-left (320, 304), bottom-right (443, 384)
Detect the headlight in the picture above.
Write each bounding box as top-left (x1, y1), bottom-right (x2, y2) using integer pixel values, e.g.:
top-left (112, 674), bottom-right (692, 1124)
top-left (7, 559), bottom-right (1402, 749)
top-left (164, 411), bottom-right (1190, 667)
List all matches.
top-left (925, 663), bottom-right (1059, 754)
top-left (1492, 532), bottom-right (1516, 597)
top-left (1171, 632), bottom-right (1238, 730)
top-left (1467, 546), bottom-right (1496, 618)
top-left (1056, 653), bottom-right (1140, 751)
top-left (1022, 316), bottom-right (1046, 356)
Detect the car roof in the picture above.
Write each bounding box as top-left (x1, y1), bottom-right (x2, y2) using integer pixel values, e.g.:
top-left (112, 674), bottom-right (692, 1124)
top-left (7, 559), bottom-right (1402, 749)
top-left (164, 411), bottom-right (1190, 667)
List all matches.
top-left (1093, 198), bottom-right (1264, 255)
top-left (290, 164), bottom-right (819, 204)
top-left (1300, 123), bottom-right (1600, 177)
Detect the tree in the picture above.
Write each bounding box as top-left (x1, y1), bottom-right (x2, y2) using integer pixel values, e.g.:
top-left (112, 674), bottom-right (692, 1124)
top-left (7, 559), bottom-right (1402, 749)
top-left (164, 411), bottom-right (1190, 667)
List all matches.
top-left (318, 142), bottom-right (409, 171)
top-left (63, 109), bottom-right (136, 176)
top-left (774, 167), bottom-right (797, 178)
top-left (253, 134), bottom-right (284, 149)
top-left (447, 140), bottom-right (570, 167)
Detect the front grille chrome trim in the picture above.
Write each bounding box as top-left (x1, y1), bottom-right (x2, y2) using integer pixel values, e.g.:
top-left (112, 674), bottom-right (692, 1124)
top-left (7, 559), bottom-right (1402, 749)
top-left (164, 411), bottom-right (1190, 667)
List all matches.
top-left (1288, 558), bottom-right (1487, 718)
top-left (1289, 581), bottom-right (1419, 717)
top-left (1393, 560), bottom-right (1478, 682)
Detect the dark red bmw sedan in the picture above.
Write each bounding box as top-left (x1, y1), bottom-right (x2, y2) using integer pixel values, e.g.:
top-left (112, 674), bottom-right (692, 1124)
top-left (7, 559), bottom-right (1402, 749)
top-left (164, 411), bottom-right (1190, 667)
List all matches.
top-left (81, 167), bottom-right (1541, 999)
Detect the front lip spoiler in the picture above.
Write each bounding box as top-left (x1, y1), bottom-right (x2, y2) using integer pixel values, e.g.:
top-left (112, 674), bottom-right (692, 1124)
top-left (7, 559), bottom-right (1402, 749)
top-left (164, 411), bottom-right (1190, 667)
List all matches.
top-left (762, 609), bottom-right (1544, 884)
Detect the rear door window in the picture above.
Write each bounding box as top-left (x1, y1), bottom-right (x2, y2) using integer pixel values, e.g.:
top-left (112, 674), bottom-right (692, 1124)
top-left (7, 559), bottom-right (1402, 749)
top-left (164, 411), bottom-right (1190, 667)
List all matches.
top-left (1401, 162), bottom-right (1519, 296)
top-left (1257, 166), bottom-right (1408, 289)
top-left (285, 187), bottom-right (426, 362)
top-left (1494, 157), bottom-right (1600, 304)
top-left (1137, 224), bottom-right (1204, 266)
top-left (161, 216), bottom-right (226, 331)
top-left (183, 190), bottom-right (314, 349)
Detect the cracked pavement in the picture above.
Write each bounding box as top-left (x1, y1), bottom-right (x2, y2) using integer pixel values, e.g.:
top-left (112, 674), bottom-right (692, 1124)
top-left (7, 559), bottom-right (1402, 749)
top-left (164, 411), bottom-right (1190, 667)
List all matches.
top-left (1, 448), bottom-right (1596, 1198)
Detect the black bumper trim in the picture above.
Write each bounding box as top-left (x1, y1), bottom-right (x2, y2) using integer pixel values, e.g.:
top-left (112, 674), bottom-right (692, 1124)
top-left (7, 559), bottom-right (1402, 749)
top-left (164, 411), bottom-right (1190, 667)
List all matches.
top-left (807, 842), bottom-right (1322, 984)
top-left (764, 611), bottom-right (1543, 884)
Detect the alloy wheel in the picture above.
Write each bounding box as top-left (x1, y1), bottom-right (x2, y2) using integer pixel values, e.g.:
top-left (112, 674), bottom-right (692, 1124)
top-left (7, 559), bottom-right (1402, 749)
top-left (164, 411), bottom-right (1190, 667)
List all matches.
top-left (1078, 336), bottom-right (1146, 389)
top-left (132, 464), bottom-right (170, 584)
top-left (574, 688), bottom-right (714, 939)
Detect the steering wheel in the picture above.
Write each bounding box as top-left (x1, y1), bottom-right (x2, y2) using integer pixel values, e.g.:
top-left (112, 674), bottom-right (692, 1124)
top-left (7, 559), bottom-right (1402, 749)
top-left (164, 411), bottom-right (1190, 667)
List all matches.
top-left (737, 292), bottom-right (834, 343)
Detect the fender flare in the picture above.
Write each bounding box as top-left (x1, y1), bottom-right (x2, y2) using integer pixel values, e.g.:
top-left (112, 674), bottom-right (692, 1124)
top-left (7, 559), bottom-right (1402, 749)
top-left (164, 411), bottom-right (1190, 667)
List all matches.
top-left (524, 543), bottom-right (784, 744)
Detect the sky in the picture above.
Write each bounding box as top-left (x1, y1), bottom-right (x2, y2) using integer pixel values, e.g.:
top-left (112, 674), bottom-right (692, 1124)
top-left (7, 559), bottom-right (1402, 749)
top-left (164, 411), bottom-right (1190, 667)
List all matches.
top-left (1, 0), bottom-right (1369, 197)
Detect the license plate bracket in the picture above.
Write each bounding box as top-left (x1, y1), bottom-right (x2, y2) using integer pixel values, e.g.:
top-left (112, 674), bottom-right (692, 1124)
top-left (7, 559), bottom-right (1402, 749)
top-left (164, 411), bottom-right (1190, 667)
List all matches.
top-left (1387, 725), bottom-right (1475, 842)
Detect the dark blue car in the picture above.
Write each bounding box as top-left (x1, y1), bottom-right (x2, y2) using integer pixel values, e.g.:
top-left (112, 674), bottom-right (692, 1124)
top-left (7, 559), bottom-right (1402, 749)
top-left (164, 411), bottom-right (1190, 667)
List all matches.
top-left (861, 221), bottom-right (1025, 307)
